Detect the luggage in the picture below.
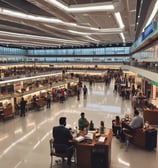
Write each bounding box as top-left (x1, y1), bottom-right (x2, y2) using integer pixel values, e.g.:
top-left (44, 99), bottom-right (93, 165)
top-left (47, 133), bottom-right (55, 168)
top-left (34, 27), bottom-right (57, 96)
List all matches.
top-left (145, 129), bottom-right (157, 150)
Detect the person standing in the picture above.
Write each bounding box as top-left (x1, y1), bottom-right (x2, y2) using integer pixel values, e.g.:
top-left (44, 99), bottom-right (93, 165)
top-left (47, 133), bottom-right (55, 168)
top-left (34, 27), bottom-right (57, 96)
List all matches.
top-left (77, 84), bottom-right (81, 101)
top-left (89, 79), bottom-right (93, 87)
top-left (46, 92), bottom-right (51, 108)
top-left (60, 88), bottom-right (65, 103)
top-left (78, 112), bottom-right (89, 131)
top-left (53, 117), bottom-right (74, 166)
top-left (20, 97), bottom-right (26, 117)
top-left (83, 85), bottom-right (88, 99)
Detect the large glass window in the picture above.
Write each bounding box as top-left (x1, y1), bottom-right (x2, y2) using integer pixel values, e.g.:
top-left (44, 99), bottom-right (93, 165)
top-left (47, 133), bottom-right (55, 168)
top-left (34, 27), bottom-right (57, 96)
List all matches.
top-left (27, 47), bottom-right (130, 56)
top-left (0, 46), bottom-right (26, 55)
top-left (0, 46), bottom-right (130, 63)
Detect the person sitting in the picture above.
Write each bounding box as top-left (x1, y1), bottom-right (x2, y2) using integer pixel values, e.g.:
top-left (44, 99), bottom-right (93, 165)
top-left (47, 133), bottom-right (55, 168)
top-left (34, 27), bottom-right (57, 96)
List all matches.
top-left (52, 117), bottom-right (74, 165)
top-left (78, 112), bottom-right (89, 131)
top-left (112, 116), bottom-right (121, 138)
top-left (120, 109), bottom-right (144, 142)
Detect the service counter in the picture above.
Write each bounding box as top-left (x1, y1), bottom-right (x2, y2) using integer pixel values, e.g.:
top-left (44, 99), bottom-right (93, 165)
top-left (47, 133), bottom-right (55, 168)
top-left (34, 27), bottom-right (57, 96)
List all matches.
top-left (75, 128), bottom-right (112, 168)
top-left (0, 77), bottom-right (78, 114)
top-left (143, 108), bottom-right (158, 125)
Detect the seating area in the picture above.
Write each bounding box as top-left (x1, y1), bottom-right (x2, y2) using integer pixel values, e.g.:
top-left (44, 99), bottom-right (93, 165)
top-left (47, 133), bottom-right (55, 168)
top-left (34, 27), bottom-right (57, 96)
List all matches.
top-left (0, 80), bottom-right (158, 168)
top-left (120, 127), bottom-right (157, 151)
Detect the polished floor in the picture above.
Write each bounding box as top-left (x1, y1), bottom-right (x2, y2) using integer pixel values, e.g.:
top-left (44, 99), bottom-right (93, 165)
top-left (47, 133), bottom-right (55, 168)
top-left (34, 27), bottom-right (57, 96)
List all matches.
top-left (0, 81), bottom-right (158, 168)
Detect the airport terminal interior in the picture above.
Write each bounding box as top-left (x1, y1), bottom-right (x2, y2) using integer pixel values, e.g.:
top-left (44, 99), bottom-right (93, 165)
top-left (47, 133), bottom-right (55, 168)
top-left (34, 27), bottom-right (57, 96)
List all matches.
top-left (0, 81), bottom-right (158, 168)
top-left (0, 0), bottom-right (158, 168)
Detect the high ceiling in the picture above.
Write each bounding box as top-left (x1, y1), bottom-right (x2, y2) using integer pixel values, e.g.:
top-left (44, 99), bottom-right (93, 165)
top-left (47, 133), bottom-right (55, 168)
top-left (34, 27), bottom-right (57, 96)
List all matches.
top-left (0, 0), bottom-right (155, 49)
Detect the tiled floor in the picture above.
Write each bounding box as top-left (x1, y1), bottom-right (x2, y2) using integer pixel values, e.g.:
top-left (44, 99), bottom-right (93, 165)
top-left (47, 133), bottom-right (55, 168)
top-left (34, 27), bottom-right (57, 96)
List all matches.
top-left (0, 80), bottom-right (158, 168)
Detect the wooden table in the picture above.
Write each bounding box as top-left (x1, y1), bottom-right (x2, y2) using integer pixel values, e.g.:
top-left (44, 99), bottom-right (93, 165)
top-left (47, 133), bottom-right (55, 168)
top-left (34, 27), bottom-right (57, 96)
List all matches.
top-left (75, 128), bottom-right (112, 168)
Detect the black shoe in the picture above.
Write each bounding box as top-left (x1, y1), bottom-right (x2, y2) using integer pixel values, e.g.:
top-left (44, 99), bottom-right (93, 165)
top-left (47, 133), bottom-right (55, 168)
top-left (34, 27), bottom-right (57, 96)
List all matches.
top-left (67, 159), bottom-right (71, 166)
top-left (116, 135), bottom-right (120, 139)
top-left (120, 139), bottom-right (125, 143)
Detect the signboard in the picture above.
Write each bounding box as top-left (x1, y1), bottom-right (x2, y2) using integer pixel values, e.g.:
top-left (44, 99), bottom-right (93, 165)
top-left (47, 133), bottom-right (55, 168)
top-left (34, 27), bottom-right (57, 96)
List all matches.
top-left (150, 80), bottom-right (158, 87)
top-left (141, 22), bottom-right (157, 41)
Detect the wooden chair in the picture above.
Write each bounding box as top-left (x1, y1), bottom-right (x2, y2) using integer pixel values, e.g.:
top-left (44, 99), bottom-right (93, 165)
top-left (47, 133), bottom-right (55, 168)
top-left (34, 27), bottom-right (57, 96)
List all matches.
top-left (123, 128), bottom-right (146, 151)
top-left (0, 105), bottom-right (14, 121)
top-left (122, 129), bottom-right (134, 151)
top-left (49, 139), bottom-right (70, 168)
top-left (36, 98), bottom-right (45, 110)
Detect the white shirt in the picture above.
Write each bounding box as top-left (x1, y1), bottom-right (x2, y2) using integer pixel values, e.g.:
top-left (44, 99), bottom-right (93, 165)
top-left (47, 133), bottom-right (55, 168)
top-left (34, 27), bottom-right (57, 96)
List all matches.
top-left (129, 115), bottom-right (143, 129)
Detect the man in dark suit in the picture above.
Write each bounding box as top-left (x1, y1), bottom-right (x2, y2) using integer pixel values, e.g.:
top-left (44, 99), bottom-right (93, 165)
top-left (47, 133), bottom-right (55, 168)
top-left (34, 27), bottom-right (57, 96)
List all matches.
top-left (52, 117), bottom-right (73, 165)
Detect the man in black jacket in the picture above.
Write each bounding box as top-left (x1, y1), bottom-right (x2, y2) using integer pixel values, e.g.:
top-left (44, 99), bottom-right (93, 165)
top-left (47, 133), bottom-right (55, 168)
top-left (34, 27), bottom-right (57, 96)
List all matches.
top-left (20, 97), bottom-right (26, 117)
top-left (53, 117), bottom-right (73, 165)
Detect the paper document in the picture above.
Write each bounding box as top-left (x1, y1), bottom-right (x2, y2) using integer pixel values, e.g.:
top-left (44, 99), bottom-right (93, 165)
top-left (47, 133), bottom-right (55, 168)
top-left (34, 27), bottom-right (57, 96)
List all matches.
top-left (98, 136), bottom-right (105, 142)
top-left (74, 136), bottom-right (85, 142)
top-left (85, 133), bottom-right (93, 140)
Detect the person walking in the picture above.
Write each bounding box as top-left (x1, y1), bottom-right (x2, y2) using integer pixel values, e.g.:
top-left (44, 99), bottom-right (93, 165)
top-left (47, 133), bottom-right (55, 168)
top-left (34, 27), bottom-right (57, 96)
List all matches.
top-left (20, 97), bottom-right (26, 117)
top-left (46, 92), bottom-right (51, 108)
top-left (83, 85), bottom-right (88, 99)
top-left (77, 84), bottom-right (81, 101)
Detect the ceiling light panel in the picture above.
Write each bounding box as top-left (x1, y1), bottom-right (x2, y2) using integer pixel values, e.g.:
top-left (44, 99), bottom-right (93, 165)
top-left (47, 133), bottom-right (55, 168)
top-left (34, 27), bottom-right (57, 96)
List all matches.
top-left (46, 0), bottom-right (114, 13)
top-left (114, 12), bottom-right (125, 28)
top-left (0, 0), bottom-right (136, 48)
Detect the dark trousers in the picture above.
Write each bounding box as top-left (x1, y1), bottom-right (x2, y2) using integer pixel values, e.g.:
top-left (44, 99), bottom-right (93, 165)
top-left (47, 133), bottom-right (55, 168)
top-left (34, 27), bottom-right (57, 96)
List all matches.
top-left (20, 108), bottom-right (25, 116)
top-left (54, 144), bottom-right (74, 162)
top-left (47, 99), bottom-right (51, 108)
top-left (112, 125), bottom-right (121, 136)
top-left (120, 122), bottom-right (135, 141)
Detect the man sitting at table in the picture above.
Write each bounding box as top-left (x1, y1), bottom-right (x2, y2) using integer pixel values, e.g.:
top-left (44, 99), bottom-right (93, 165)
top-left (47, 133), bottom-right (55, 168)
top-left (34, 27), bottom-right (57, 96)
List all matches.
top-left (52, 117), bottom-right (74, 165)
top-left (120, 109), bottom-right (144, 141)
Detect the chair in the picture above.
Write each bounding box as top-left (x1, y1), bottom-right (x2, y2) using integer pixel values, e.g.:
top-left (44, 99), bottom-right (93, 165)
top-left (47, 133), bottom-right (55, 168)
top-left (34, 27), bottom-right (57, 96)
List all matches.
top-left (122, 129), bottom-right (134, 151)
top-left (49, 139), bottom-right (70, 168)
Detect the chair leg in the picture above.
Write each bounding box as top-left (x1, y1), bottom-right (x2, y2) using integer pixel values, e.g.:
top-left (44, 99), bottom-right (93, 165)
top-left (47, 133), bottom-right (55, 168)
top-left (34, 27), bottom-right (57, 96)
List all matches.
top-left (50, 155), bottom-right (53, 168)
top-left (126, 137), bottom-right (129, 151)
top-left (62, 157), bottom-right (66, 162)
